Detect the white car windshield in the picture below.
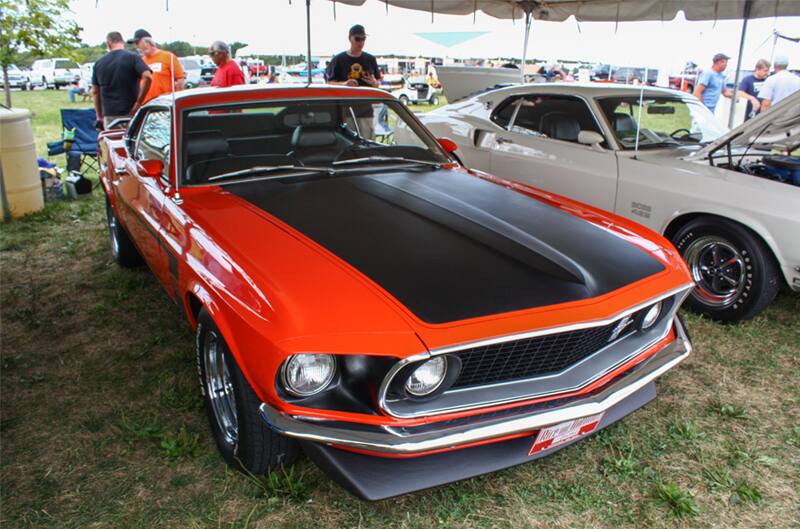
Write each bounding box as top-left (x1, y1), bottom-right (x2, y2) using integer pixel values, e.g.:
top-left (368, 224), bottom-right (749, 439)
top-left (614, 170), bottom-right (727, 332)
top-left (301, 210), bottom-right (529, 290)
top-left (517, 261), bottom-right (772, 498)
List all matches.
top-left (598, 96), bottom-right (726, 149)
top-left (181, 98), bottom-right (450, 185)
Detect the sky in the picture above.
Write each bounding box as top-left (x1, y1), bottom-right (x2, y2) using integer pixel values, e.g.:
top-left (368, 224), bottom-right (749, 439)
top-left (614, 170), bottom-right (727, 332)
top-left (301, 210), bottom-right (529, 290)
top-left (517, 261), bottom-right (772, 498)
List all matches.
top-left (71, 0), bottom-right (800, 72)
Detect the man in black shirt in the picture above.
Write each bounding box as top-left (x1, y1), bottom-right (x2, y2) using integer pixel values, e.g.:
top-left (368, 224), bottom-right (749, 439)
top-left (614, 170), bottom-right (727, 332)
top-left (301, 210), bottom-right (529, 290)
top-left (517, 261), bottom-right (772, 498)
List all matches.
top-left (92, 31), bottom-right (152, 129)
top-left (325, 24), bottom-right (382, 138)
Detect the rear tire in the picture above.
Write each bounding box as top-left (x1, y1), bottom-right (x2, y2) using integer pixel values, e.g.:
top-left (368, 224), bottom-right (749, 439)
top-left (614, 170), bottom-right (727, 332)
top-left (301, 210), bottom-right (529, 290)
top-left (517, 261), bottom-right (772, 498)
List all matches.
top-left (671, 216), bottom-right (779, 322)
top-left (430, 94), bottom-right (439, 106)
top-left (106, 198), bottom-right (143, 267)
top-left (398, 94), bottom-right (409, 106)
top-left (196, 309), bottom-right (300, 474)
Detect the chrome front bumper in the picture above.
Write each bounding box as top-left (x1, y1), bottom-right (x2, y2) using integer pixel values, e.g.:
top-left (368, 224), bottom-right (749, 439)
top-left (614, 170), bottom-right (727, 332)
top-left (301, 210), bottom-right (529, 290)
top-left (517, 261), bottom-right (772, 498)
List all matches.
top-left (259, 317), bottom-right (691, 456)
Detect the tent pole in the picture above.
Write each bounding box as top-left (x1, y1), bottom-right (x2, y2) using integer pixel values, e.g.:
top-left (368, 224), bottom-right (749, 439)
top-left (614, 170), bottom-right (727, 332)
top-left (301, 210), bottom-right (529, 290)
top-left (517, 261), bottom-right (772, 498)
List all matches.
top-left (306, 0), bottom-right (313, 85)
top-left (728, 0), bottom-right (752, 128)
top-left (521, 9), bottom-right (532, 83)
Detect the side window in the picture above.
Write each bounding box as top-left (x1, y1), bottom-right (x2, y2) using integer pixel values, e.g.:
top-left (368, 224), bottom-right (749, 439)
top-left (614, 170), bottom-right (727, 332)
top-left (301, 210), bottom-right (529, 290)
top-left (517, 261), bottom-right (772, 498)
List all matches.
top-left (137, 110), bottom-right (171, 161)
top-left (509, 95), bottom-right (605, 145)
top-left (490, 97), bottom-right (521, 129)
top-left (135, 110), bottom-right (172, 183)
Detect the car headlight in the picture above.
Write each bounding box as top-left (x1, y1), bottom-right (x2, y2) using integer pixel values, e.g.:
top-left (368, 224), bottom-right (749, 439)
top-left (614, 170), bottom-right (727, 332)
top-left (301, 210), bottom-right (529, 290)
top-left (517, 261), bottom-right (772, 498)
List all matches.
top-left (641, 301), bottom-right (663, 330)
top-left (404, 356), bottom-right (447, 396)
top-left (281, 354), bottom-right (336, 397)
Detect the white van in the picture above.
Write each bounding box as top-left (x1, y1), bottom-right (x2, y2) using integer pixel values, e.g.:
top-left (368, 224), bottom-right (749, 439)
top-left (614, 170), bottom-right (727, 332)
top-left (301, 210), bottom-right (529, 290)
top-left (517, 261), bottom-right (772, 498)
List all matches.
top-left (30, 58), bottom-right (81, 89)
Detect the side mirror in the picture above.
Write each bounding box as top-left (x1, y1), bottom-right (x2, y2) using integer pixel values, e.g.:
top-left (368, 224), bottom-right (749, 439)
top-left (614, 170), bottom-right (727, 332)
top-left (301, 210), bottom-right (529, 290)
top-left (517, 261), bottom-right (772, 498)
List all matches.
top-left (136, 159), bottom-right (164, 178)
top-left (437, 137), bottom-right (459, 154)
top-left (577, 130), bottom-right (605, 151)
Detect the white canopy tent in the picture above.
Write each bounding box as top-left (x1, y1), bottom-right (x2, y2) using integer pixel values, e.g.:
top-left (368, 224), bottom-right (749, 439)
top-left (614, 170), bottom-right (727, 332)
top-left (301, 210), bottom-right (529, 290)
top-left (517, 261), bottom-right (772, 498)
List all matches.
top-left (315, 0), bottom-right (800, 126)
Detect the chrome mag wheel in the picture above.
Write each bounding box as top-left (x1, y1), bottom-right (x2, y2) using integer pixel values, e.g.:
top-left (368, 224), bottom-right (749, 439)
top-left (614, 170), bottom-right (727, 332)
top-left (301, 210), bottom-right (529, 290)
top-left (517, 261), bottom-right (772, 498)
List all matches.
top-left (203, 330), bottom-right (239, 447)
top-left (107, 205), bottom-right (120, 258)
top-left (684, 236), bottom-right (746, 308)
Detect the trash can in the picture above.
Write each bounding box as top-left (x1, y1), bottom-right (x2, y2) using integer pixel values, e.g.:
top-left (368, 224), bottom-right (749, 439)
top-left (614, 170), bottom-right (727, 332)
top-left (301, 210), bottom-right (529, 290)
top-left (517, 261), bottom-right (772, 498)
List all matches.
top-left (0, 107), bottom-right (44, 220)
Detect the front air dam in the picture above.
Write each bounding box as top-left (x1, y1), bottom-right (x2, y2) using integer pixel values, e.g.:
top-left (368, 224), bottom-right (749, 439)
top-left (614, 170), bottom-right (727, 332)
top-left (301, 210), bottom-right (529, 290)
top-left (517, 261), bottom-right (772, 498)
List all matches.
top-left (301, 381), bottom-right (656, 500)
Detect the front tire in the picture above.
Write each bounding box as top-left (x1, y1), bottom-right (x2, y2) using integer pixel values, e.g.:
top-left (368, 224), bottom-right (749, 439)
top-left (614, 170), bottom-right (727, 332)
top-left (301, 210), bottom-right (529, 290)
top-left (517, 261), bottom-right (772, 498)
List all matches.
top-left (671, 217), bottom-right (779, 322)
top-left (196, 309), bottom-right (299, 474)
top-left (106, 198), bottom-right (143, 267)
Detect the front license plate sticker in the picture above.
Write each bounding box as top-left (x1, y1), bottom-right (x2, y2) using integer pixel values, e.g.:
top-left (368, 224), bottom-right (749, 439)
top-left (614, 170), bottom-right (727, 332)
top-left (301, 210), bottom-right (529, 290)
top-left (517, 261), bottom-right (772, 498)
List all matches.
top-left (528, 413), bottom-right (604, 456)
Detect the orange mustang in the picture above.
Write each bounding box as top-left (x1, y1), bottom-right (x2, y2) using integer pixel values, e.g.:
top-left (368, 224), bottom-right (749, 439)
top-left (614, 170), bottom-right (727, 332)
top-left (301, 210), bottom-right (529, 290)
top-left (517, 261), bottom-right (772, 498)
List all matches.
top-left (99, 85), bottom-right (694, 500)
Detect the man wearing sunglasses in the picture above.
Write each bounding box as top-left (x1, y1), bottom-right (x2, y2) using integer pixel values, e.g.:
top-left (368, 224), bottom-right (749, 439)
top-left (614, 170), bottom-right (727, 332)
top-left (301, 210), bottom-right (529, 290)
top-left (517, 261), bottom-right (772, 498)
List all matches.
top-left (325, 25), bottom-right (382, 89)
top-left (326, 25), bottom-right (383, 139)
top-left (209, 41), bottom-right (245, 88)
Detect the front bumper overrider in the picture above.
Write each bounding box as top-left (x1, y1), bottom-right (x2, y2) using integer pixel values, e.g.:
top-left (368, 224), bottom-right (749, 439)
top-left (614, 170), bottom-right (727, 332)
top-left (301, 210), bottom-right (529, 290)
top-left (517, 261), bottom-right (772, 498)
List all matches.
top-left (259, 317), bottom-right (692, 457)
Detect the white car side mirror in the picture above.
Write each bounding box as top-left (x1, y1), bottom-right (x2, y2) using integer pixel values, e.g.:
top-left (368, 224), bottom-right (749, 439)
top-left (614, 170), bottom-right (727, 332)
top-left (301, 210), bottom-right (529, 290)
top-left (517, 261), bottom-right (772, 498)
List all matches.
top-left (577, 130), bottom-right (605, 151)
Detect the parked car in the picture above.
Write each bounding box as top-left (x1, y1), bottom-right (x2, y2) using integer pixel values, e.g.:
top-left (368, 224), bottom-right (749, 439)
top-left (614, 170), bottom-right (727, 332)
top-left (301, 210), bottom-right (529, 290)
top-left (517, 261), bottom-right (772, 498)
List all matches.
top-left (179, 57), bottom-right (203, 88)
top-left (30, 58), bottom-right (81, 89)
top-left (592, 64), bottom-right (658, 85)
top-left (98, 85), bottom-right (693, 500)
top-left (392, 77), bottom-right (440, 105)
top-left (420, 81), bottom-right (800, 322)
top-left (200, 63), bottom-right (217, 85)
top-left (0, 64), bottom-right (32, 90)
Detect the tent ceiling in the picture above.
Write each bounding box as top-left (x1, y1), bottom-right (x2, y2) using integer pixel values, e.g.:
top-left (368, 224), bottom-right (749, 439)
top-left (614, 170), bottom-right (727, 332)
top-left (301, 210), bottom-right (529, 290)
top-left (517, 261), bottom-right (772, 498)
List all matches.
top-left (330, 1), bottom-right (800, 21)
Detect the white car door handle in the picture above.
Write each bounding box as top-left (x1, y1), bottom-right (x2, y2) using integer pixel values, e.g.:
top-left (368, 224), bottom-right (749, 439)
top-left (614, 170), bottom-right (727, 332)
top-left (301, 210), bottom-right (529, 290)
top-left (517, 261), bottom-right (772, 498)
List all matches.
top-left (495, 137), bottom-right (512, 144)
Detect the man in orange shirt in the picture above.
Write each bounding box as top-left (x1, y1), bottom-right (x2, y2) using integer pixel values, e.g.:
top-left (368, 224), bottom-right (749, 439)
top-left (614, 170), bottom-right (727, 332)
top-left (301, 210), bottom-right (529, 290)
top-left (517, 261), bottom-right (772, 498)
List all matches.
top-left (128, 29), bottom-right (185, 103)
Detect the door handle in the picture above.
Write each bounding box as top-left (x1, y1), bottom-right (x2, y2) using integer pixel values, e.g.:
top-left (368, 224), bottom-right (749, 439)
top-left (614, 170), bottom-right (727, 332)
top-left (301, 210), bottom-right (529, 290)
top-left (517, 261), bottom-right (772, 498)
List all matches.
top-left (495, 137), bottom-right (512, 144)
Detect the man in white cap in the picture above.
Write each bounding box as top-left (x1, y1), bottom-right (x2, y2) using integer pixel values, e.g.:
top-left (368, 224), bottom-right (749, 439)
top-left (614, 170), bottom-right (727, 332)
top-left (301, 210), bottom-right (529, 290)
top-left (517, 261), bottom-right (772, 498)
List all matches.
top-left (759, 56), bottom-right (800, 112)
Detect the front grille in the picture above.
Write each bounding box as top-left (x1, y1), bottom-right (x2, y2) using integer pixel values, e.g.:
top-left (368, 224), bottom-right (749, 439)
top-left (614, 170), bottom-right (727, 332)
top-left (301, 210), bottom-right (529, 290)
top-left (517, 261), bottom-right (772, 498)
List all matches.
top-left (450, 321), bottom-right (622, 389)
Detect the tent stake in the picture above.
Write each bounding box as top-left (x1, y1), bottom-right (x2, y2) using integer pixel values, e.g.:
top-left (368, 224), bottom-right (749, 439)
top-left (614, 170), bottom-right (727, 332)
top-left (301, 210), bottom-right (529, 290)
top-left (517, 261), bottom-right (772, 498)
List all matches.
top-left (306, 0), bottom-right (313, 85)
top-left (521, 6), bottom-right (533, 83)
top-left (729, 0), bottom-right (752, 128)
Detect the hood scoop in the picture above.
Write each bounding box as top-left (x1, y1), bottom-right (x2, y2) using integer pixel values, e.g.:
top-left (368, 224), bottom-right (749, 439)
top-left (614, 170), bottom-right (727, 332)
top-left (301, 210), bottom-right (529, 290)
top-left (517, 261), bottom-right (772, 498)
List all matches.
top-left (225, 169), bottom-right (663, 323)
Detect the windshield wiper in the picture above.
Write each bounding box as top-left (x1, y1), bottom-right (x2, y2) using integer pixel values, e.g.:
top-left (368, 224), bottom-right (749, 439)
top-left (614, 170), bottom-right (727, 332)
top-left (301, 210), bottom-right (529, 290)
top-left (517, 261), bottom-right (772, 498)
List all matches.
top-left (332, 156), bottom-right (441, 169)
top-left (208, 165), bottom-right (333, 182)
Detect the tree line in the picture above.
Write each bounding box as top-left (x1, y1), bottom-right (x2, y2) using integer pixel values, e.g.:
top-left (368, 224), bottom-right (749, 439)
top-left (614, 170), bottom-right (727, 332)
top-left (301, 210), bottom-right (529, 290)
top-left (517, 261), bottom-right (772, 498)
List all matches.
top-left (13, 41), bottom-right (305, 68)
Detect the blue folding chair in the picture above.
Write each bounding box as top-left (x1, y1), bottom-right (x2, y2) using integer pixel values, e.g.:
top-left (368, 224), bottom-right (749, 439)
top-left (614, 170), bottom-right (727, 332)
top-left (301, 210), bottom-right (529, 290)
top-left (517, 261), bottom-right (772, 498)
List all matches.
top-left (47, 109), bottom-right (99, 174)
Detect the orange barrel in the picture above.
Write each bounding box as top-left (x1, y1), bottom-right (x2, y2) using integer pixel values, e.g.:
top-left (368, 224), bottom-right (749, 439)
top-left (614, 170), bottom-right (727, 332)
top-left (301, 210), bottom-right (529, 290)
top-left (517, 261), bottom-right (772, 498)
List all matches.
top-left (0, 107), bottom-right (43, 220)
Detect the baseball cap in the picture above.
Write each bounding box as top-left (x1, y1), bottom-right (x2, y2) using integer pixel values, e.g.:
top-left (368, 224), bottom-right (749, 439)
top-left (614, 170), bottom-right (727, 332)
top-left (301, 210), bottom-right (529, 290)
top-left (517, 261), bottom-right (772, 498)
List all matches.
top-left (712, 53), bottom-right (730, 62)
top-left (127, 29), bottom-right (152, 44)
top-left (349, 24), bottom-right (367, 37)
top-left (774, 55), bottom-right (789, 67)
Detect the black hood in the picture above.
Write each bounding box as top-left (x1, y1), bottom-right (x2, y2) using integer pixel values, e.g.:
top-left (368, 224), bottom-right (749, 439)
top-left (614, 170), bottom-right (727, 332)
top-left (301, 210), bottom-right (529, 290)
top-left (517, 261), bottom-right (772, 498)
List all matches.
top-left (225, 168), bottom-right (663, 324)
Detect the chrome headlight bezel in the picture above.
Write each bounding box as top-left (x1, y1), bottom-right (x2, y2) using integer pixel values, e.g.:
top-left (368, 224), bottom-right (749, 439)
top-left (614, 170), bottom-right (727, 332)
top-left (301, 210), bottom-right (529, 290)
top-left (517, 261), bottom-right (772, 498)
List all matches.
top-left (404, 356), bottom-right (448, 397)
top-left (641, 301), bottom-right (663, 330)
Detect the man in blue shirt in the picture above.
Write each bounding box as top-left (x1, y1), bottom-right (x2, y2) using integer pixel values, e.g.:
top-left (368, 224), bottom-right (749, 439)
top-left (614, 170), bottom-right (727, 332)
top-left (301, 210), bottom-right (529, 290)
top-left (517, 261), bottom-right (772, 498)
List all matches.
top-left (693, 53), bottom-right (759, 113)
top-left (738, 59), bottom-right (769, 120)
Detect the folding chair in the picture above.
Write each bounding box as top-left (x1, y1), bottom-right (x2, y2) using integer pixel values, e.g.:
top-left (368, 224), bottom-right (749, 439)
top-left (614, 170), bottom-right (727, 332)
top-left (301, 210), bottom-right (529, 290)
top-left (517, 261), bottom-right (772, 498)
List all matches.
top-left (47, 109), bottom-right (99, 175)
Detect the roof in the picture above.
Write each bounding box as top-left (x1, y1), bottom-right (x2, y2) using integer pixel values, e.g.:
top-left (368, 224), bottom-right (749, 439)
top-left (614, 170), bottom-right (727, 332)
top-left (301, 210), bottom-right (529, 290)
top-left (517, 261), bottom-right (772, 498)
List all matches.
top-left (147, 84), bottom-right (393, 108)
top-left (477, 82), bottom-right (690, 101)
top-left (331, 1), bottom-right (800, 22)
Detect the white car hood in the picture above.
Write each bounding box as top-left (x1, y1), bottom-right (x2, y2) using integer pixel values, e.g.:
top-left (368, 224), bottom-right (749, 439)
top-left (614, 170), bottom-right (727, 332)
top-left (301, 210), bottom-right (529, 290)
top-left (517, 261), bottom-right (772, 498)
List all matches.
top-left (435, 66), bottom-right (520, 102)
top-left (693, 90), bottom-right (800, 157)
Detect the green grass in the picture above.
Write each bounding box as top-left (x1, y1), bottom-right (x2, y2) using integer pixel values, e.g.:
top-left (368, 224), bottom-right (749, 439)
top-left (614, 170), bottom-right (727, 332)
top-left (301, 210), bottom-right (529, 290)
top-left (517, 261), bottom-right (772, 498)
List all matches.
top-left (9, 89), bottom-right (93, 159)
top-left (1, 90), bottom-right (799, 529)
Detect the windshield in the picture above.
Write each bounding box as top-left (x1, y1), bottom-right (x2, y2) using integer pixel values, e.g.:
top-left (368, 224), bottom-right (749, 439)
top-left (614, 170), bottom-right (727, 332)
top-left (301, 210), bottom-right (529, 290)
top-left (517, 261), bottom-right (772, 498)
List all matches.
top-left (598, 96), bottom-right (726, 149)
top-left (182, 98), bottom-right (449, 185)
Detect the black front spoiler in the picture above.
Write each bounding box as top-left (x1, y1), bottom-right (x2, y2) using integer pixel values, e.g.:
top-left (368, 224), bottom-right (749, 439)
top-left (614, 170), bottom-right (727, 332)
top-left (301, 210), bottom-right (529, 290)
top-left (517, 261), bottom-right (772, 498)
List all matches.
top-left (301, 381), bottom-right (657, 501)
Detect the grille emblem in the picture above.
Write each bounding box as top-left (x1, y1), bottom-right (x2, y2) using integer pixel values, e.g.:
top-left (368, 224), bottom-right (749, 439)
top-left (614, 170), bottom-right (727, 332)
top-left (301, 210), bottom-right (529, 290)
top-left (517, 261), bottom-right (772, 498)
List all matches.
top-left (608, 315), bottom-right (634, 342)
